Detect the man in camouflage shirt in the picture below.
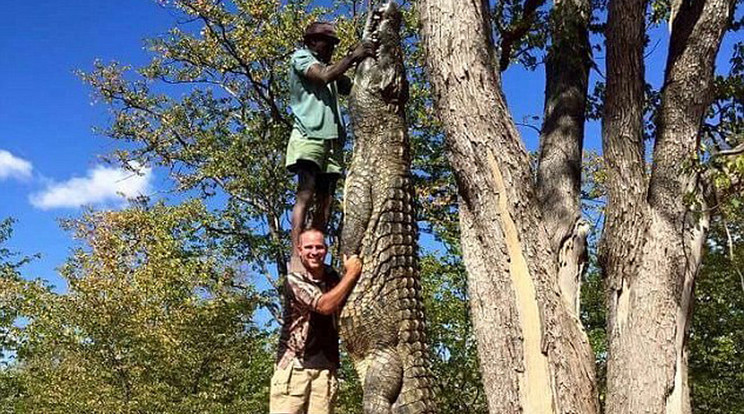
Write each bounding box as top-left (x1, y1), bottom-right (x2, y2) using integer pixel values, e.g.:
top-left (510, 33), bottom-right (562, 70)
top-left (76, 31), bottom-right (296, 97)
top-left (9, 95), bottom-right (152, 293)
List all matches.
top-left (270, 228), bottom-right (362, 414)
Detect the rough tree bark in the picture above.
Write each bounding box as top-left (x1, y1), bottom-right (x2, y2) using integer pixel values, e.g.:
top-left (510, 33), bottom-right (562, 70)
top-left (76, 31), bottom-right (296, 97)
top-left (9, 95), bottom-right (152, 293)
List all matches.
top-left (537, 0), bottom-right (592, 317)
top-left (602, 0), bottom-right (735, 412)
top-left (417, 0), bottom-right (597, 412)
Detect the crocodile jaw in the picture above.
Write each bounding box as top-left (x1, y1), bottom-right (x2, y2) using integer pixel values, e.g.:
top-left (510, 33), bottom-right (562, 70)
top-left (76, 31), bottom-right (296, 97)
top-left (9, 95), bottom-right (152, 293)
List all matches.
top-left (362, 2), bottom-right (398, 42)
top-left (356, 1), bottom-right (407, 106)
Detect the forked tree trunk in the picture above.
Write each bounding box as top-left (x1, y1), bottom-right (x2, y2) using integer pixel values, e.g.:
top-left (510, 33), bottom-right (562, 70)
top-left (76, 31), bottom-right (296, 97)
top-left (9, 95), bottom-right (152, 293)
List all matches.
top-left (418, 1), bottom-right (597, 412)
top-left (601, 0), bottom-right (734, 412)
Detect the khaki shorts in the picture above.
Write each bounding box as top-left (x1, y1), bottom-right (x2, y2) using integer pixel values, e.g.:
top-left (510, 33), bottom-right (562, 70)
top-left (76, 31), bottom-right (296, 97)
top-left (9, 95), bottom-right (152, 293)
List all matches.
top-left (269, 361), bottom-right (338, 414)
top-left (285, 129), bottom-right (343, 175)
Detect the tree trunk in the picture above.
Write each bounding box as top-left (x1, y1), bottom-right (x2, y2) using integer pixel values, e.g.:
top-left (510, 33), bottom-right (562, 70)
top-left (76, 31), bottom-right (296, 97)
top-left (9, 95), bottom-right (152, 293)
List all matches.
top-left (602, 0), bottom-right (734, 412)
top-left (537, 0), bottom-right (592, 316)
top-left (418, 1), bottom-right (598, 412)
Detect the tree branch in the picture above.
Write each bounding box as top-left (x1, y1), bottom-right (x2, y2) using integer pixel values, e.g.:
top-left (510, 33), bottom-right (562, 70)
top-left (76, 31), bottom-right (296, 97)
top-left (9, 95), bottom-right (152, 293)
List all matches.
top-left (712, 142), bottom-right (744, 158)
top-left (498, 0), bottom-right (546, 71)
top-left (180, 1), bottom-right (290, 128)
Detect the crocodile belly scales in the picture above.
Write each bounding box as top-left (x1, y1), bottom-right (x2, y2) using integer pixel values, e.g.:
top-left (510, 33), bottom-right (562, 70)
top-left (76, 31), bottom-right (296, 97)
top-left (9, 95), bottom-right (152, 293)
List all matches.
top-left (340, 2), bottom-right (436, 413)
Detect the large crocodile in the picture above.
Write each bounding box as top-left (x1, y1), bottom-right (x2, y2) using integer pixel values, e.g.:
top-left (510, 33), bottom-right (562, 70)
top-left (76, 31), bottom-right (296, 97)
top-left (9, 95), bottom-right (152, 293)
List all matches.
top-left (340, 2), bottom-right (436, 413)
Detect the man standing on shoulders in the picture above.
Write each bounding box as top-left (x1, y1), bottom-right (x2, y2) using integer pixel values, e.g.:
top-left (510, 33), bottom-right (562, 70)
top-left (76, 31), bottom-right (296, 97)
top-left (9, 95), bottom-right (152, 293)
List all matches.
top-left (270, 228), bottom-right (362, 414)
top-left (286, 21), bottom-right (375, 271)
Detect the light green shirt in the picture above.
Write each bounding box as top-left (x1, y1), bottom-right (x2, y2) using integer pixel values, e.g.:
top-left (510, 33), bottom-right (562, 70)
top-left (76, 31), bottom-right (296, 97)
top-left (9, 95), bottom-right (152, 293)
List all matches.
top-left (289, 48), bottom-right (345, 140)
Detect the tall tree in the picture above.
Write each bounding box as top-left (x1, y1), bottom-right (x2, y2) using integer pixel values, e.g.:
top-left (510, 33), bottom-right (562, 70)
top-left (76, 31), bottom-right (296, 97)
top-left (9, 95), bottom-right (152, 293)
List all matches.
top-left (536, 0), bottom-right (592, 316)
top-left (601, 0), bottom-right (735, 412)
top-left (418, 1), bottom-right (739, 414)
top-left (0, 218), bottom-right (36, 414)
top-left (0, 219), bottom-right (26, 362)
top-left (417, 1), bottom-right (598, 412)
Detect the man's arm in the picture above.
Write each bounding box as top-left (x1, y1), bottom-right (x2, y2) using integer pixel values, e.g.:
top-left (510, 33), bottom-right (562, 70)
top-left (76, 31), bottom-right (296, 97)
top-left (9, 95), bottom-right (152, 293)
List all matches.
top-left (314, 255), bottom-right (362, 315)
top-left (305, 42), bottom-right (376, 87)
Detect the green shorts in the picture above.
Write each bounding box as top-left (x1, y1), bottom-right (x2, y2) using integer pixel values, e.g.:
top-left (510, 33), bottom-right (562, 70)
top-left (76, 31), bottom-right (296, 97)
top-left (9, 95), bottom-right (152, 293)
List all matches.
top-left (285, 129), bottom-right (343, 175)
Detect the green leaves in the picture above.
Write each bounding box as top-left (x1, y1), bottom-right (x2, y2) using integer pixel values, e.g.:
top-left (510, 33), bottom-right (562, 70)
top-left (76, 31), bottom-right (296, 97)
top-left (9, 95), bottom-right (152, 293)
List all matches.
top-left (78, 0), bottom-right (327, 289)
top-left (421, 252), bottom-right (487, 413)
top-left (690, 209), bottom-right (744, 414)
top-left (5, 202), bottom-right (273, 413)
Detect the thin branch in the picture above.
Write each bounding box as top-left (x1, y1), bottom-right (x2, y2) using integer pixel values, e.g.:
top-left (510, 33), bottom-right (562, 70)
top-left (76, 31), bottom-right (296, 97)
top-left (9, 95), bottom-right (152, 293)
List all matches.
top-left (259, 271), bottom-right (283, 324)
top-left (580, 197), bottom-right (607, 205)
top-left (712, 142), bottom-right (744, 158)
top-left (724, 216), bottom-right (735, 261)
top-left (722, 215), bottom-right (744, 294)
top-left (515, 121), bottom-right (541, 134)
top-left (262, 270), bottom-right (281, 292)
top-left (644, 38), bottom-right (662, 59)
top-left (211, 175), bottom-right (266, 210)
top-left (203, 222), bottom-right (256, 239)
top-left (180, 1), bottom-right (289, 127)
top-left (191, 351), bottom-right (214, 394)
top-left (156, 73), bottom-right (241, 100)
top-left (204, 14), bottom-right (289, 127)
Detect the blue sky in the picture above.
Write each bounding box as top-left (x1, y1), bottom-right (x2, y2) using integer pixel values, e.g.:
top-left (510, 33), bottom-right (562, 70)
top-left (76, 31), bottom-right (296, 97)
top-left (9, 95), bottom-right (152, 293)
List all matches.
top-left (0, 1), bottom-right (177, 290)
top-left (0, 1), bottom-right (739, 293)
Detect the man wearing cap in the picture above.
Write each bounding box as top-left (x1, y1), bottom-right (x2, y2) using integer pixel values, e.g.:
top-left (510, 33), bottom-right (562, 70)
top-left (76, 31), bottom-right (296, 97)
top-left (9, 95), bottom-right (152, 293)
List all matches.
top-left (286, 22), bottom-right (375, 271)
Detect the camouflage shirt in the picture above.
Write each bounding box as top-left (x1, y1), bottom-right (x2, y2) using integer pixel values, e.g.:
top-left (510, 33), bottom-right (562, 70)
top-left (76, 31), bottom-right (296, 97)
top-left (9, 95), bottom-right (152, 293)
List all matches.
top-left (276, 265), bottom-right (341, 370)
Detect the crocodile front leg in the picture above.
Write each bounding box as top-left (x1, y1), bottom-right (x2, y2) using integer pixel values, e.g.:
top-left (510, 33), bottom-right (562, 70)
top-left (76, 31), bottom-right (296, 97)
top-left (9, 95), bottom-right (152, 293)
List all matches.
top-left (342, 168), bottom-right (373, 256)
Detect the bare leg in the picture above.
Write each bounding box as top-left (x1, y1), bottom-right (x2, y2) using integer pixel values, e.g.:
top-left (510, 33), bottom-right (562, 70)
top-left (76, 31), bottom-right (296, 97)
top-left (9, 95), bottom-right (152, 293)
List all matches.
top-left (290, 165), bottom-right (317, 272)
top-left (312, 174), bottom-right (338, 232)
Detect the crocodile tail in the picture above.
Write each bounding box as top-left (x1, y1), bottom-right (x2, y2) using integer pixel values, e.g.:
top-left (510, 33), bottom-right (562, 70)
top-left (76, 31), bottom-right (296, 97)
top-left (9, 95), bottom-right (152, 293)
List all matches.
top-left (395, 306), bottom-right (437, 414)
top-left (391, 266), bottom-right (435, 413)
top-left (396, 370), bottom-right (437, 414)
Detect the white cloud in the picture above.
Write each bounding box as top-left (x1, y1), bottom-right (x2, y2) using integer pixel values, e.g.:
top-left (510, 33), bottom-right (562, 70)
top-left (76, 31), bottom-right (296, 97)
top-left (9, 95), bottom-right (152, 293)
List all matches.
top-left (30, 164), bottom-right (153, 210)
top-left (0, 150), bottom-right (33, 180)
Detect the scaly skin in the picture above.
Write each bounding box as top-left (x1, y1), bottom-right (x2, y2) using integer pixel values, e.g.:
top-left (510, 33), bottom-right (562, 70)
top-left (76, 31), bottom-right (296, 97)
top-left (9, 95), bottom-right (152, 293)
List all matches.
top-left (340, 3), bottom-right (436, 413)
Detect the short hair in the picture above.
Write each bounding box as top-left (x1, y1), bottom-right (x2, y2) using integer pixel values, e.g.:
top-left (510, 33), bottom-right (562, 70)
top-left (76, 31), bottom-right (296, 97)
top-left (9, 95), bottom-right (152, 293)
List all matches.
top-left (298, 227), bottom-right (327, 245)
